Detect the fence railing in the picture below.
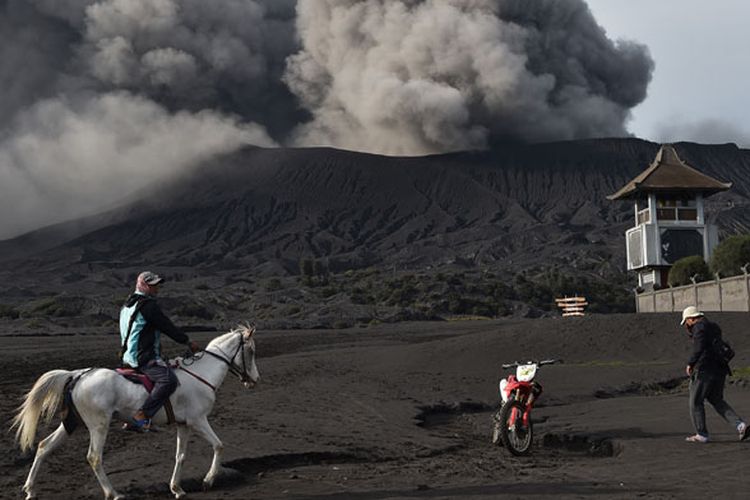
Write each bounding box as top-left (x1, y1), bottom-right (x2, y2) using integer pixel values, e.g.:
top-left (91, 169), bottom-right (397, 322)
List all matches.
top-left (636, 271), bottom-right (750, 313)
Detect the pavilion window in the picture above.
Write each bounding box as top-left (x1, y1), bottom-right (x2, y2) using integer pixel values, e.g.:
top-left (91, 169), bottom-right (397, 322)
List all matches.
top-left (656, 196), bottom-right (697, 222)
top-left (637, 208), bottom-right (650, 224)
top-left (636, 196), bottom-right (650, 224)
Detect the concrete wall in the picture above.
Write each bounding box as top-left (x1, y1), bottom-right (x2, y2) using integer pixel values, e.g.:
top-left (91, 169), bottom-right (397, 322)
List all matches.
top-left (722, 278), bottom-right (748, 310)
top-left (636, 274), bottom-right (750, 313)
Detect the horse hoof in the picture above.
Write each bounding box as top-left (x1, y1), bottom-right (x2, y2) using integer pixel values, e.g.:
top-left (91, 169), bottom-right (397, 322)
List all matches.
top-left (202, 480), bottom-right (213, 492)
top-left (171, 486), bottom-right (187, 499)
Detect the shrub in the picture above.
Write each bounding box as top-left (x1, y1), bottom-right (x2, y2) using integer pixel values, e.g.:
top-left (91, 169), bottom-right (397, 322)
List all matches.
top-left (25, 297), bottom-right (84, 317)
top-left (27, 297), bottom-right (63, 317)
top-left (668, 255), bottom-right (710, 287)
top-left (0, 304), bottom-right (20, 319)
top-left (350, 288), bottom-right (374, 305)
top-left (265, 278), bottom-right (282, 291)
top-left (24, 319), bottom-right (43, 329)
top-left (300, 258), bottom-right (314, 277)
top-left (285, 305), bottom-right (302, 315)
top-left (386, 283), bottom-right (418, 306)
top-left (710, 234), bottom-right (750, 277)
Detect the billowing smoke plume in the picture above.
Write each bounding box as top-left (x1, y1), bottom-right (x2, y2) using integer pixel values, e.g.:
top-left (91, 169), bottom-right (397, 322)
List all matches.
top-left (0, 0), bottom-right (289, 239)
top-left (21, 0), bottom-right (301, 135)
top-left (0, 0), bottom-right (652, 238)
top-left (0, 92), bottom-right (274, 239)
top-left (284, 0), bottom-right (653, 155)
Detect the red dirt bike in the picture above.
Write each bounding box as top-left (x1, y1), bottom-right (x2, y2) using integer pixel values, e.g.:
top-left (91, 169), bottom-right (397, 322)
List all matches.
top-left (491, 358), bottom-right (561, 455)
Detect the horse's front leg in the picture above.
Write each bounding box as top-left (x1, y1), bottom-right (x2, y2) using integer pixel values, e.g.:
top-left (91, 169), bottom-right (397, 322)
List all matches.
top-left (191, 417), bottom-right (225, 490)
top-left (86, 418), bottom-right (122, 500)
top-left (22, 424), bottom-right (68, 500)
top-left (169, 425), bottom-right (190, 498)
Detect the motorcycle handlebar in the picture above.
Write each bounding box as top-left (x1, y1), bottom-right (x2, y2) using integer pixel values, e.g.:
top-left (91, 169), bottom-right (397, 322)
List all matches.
top-left (540, 358), bottom-right (563, 366)
top-left (501, 359), bottom-right (563, 369)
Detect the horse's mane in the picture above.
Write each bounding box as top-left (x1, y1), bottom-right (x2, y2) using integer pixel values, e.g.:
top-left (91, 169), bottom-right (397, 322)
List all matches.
top-left (206, 324), bottom-right (254, 348)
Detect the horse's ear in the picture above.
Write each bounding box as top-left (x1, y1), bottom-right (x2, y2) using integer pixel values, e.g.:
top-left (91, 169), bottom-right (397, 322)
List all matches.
top-left (242, 322), bottom-right (256, 339)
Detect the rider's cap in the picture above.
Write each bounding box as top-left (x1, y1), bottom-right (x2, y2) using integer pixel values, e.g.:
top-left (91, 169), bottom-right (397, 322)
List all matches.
top-left (139, 271), bottom-right (165, 286)
top-left (680, 306), bottom-right (704, 325)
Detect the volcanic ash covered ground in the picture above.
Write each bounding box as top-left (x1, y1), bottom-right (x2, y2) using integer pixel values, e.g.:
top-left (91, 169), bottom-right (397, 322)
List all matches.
top-left (1, 313), bottom-right (749, 499)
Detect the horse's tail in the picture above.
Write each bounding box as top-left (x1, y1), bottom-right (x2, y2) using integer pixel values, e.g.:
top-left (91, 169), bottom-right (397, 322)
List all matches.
top-left (12, 369), bottom-right (75, 452)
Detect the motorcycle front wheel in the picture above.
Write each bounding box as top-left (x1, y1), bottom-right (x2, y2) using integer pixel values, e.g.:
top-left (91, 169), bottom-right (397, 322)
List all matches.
top-left (498, 400), bottom-right (533, 455)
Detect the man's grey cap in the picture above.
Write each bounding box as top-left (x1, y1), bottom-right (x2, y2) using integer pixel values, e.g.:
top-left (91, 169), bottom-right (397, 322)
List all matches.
top-left (140, 271), bottom-right (165, 285)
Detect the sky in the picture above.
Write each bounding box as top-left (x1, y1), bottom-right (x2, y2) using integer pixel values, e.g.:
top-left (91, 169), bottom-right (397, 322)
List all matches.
top-left (1, 0), bottom-right (749, 240)
top-left (587, 0), bottom-right (750, 146)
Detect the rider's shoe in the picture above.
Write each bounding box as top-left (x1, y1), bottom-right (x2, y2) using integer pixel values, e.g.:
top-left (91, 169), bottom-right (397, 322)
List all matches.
top-left (685, 434), bottom-right (709, 443)
top-left (738, 422), bottom-right (749, 441)
top-left (123, 416), bottom-right (152, 433)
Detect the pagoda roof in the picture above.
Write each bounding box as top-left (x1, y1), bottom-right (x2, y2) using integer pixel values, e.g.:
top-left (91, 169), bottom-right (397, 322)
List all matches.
top-left (607, 144), bottom-right (732, 200)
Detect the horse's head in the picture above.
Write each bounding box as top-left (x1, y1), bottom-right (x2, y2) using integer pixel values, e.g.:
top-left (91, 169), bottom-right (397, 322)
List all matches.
top-left (203, 323), bottom-right (260, 389)
top-left (235, 323), bottom-right (260, 389)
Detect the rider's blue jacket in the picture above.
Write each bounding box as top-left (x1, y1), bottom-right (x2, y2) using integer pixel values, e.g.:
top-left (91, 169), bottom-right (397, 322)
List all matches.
top-left (119, 292), bottom-right (189, 368)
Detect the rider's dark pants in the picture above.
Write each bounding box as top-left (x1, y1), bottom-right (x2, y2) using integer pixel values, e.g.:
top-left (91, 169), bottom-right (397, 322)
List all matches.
top-left (139, 360), bottom-right (178, 418)
top-left (689, 371), bottom-right (742, 437)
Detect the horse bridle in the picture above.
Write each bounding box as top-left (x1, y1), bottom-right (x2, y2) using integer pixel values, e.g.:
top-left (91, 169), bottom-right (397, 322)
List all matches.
top-left (180, 332), bottom-right (254, 389)
top-left (201, 331), bottom-right (254, 386)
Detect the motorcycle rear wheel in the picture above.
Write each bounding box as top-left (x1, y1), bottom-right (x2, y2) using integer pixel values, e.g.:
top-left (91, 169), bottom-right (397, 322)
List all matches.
top-left (498, 400), bottom-right (533, 455)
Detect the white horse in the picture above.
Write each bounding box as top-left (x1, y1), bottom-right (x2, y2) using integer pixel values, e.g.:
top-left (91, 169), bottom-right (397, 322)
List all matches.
top-left (13, 324), bottom-right (260, 500)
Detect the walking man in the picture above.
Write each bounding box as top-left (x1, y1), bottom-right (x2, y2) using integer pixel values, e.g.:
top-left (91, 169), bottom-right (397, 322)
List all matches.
top-left (681, 306), bottom-right (748, 443)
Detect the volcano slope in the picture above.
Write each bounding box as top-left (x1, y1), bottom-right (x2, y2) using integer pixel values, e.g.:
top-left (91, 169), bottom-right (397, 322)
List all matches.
top-left (3, 138), bottom-right (750, 330)
top-left (2, 312), bottom-right (749, 499)
top-left (5, 139), bottom-right (750, 279)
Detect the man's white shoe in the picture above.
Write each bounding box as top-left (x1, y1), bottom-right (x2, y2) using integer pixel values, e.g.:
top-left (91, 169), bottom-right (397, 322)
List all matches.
top-left (738, 422), bottom-right (749, 441)
top-left (685, 434), bottom-right (709, 443)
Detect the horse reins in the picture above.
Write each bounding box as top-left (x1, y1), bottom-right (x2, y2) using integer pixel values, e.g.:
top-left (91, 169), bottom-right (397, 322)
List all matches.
top-left (177, 332), bottom-right (252, 391)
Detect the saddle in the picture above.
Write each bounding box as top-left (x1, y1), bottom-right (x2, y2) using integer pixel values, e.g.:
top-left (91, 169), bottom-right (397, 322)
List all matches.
top-left (115, 367), bottom-right (176, 425)
top-left (115, 368), bottom-right (155, 392)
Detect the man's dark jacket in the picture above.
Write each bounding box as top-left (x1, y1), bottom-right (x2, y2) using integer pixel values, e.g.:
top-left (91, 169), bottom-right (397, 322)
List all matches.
top-left (687, 318), bottom-right (729, 375)
top-left (120, 293), bottom-right (189, 368)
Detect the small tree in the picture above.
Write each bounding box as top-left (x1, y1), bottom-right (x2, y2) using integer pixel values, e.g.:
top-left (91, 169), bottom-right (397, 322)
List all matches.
top-left (709, 234), bottom-right (750, 278)
top-left (299, 258), bottom-right (315, 286)
top-left (300, 258), bottom-right (314, 277)
top-left (265, 278), bottom-right (282, 291)
top-left (668, 255), bottom-right (709, 287)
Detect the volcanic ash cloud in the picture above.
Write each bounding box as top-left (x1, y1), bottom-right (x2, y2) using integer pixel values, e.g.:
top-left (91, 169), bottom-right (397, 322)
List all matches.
top-left (0, 0), bottom-right (654, 238)
top-left (284, 0), bottom-right (654, 155)
top-left (0, 92), bottom-right (274, 240)
top-left (0, 0), bottom-right (285, 239)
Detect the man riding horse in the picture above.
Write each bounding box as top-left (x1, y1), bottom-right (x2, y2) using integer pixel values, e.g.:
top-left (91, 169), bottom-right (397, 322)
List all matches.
top-left (120, 271), bottom-right (200, 431)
